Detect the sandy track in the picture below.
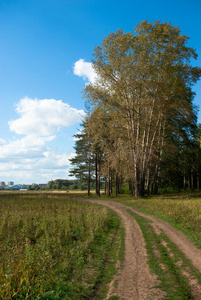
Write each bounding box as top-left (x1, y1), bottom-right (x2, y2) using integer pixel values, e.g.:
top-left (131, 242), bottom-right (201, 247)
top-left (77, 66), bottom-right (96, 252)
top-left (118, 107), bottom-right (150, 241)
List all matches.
top-left (84, 199), bottom-right (164, 299)
top-left (77, 198), bottom-right (201, 299)
top-left (119, 203), bottom-right (201, 274)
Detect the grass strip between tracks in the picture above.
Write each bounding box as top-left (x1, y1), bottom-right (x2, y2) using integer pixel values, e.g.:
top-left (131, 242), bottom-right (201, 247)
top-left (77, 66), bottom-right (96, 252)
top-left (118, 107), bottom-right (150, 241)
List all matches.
top-left (91, 210), bottom-right (125, 300)
top-left (127, 210), bottom-right (201, 300)
top-left (119, 197), bottom-right (201, 249)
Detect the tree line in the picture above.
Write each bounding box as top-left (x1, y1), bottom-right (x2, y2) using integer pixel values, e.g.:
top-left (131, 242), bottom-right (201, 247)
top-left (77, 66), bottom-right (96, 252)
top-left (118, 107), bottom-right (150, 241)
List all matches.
top-left (28, 179), bottom-right (83, 191)
top-left (70, 21), bottom-right (201, 197)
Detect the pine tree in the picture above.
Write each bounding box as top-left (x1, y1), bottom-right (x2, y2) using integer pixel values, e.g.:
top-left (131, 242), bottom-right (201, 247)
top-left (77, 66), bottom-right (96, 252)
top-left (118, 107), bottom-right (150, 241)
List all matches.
top-left (69, 121), bottom-right (93, 196)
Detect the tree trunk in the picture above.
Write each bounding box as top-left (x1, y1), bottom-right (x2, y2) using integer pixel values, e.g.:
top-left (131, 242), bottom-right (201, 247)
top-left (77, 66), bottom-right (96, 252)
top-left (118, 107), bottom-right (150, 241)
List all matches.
top-left (87, 155), bottom-right (90, 196)
top-left (115, 172), bottom-right (118, 196)
top-left (154, 181), bottom-right (159, 195)
top-left (95, 152), bottom-right (98, 195)
top-left (146, 166), bottom-right (151, 196)
top-left (151, 182), bottom-right (154, 195)
top-left (110, 170), bottom-right (113, 195)
top-left (97, 152), bottom-right (101, 196)
top-left (191, 169), bottom-right (194, 191)
top-left (197, 172), bottom-right (200, 190)
top-left (95, 152), bottom-right (100, 196)
top-left (106, 165), bottom-right (111, 196)
top-left (134, 166), bottom-right (145, 197)
top-left (147, 180), bottom-right (150, 196)
top-left (151, 165), bottom-right (158, 195)
top-left (183, 174), bottom-right (186, 189)
top-left (104, 176), bottom-right (107, 194)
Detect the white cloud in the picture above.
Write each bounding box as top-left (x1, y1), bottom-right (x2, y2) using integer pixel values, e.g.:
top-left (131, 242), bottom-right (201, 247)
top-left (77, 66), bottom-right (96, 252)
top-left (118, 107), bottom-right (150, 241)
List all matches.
top-left (0, 97), bottom-right (85, 184)
top-left (0, 138), bottom-right (6, 145)
top-left (39, 151), bottom-right (71, 169)
top-left (73, 59), bottom-right (97, 84)
top-left (0, 142), bottom-right (76, 183)
top-left (9, 97), bottom-right (85, 136)
top-left (0, 135), bottom-right (54, 160)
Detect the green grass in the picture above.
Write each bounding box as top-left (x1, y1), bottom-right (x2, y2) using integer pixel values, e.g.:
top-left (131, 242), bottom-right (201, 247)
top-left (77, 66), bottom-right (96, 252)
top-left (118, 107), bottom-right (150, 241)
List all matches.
top-left (76, 192), bottom-right (201, 298)
top-left (92, 211), bottom-right (125, 299)
top-left (83, 191), bottom-right (201, 249)
top-left (127, 210), bottom-right (201, 299)
top-left (0, 193), bottom-right (123, 299)
top-left (118, 226), bottom-right (125, 265)
top-left (118, 196), bottom-right (201, 249)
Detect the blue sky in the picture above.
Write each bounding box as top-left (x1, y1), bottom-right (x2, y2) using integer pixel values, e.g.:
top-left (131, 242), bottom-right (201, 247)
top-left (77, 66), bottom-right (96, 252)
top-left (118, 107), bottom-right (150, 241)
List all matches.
top-left (0, 0), bottom-right (200, 184)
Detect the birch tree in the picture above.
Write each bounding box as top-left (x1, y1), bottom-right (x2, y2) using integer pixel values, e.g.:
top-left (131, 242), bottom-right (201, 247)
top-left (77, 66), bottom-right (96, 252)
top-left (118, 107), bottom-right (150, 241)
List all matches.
top-left (84, 20), bottom-right (201, 197)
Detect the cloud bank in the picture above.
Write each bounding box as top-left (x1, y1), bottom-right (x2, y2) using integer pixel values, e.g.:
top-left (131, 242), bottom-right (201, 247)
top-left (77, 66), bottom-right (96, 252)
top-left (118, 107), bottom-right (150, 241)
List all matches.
top-left (9, 97), bottom-right (85, 136)
top-left (0, 97), bottom-right (85, 184)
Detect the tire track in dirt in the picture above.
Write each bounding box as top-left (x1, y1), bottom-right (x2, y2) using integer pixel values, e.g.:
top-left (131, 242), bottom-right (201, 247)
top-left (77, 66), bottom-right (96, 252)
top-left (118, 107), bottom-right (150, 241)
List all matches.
top-left (119, 203), bottom-right (201, 274)
top-left (84, 199), bottom-right (164, 300)
top-left (77, 198), bottom-right (201, 299)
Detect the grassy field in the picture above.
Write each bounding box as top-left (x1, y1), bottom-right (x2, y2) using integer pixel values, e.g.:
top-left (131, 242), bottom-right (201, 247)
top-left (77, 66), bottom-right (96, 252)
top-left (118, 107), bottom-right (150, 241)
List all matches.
top-left (0, 192), bottom-right (123, 299)
top-left (3, 190), bottom-right (201, 299)
top-left (117, 194), bottom-right (201, 249)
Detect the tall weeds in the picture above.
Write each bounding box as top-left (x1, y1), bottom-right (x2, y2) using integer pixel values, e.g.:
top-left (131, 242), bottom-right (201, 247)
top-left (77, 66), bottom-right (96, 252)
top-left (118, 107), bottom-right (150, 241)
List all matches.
top-left (0, 193), bottom-right (117, 299)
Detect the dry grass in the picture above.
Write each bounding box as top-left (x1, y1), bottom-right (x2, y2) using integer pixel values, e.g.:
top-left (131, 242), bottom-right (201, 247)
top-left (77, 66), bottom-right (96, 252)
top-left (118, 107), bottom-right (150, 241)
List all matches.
top-left (0, 192), bottom-right (119, 299)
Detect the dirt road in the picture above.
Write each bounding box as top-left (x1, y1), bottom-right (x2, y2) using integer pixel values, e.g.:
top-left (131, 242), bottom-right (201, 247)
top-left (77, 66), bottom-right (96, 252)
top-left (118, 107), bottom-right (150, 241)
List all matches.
top-left (82, 199), bottom-right (201, 300)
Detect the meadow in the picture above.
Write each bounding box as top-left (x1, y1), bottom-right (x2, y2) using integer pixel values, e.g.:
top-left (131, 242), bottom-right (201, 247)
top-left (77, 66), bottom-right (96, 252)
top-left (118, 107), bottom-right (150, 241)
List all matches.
top-left (2, 191), bottom-right (201, 299)
top-left (0, 192), bottom-right (122, 299)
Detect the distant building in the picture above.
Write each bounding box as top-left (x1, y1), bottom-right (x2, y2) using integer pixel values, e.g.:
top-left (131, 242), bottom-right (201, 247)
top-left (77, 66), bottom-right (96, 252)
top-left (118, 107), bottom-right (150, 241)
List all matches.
top-left (38, 184), bottom-right (47, 188)
top-left (8, 181), bottom-right (14, 187)
top-left (0, 181), bottom-right (5, 186)
top-left (8, 184), bottom-right (21, 190)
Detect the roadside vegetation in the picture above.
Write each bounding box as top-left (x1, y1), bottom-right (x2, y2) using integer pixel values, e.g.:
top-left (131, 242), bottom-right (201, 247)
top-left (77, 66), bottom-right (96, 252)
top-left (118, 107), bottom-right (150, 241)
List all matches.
top-left (76, 191), bottom-right (201, 298)
top-left (81, 192), bottom-right (201, 298)
top-left (128, 211), bottom-right (201, 299)
top-left (0, 192), bottom-right (123, 299)
top-left (118, 194), bottom-right (201, 249)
